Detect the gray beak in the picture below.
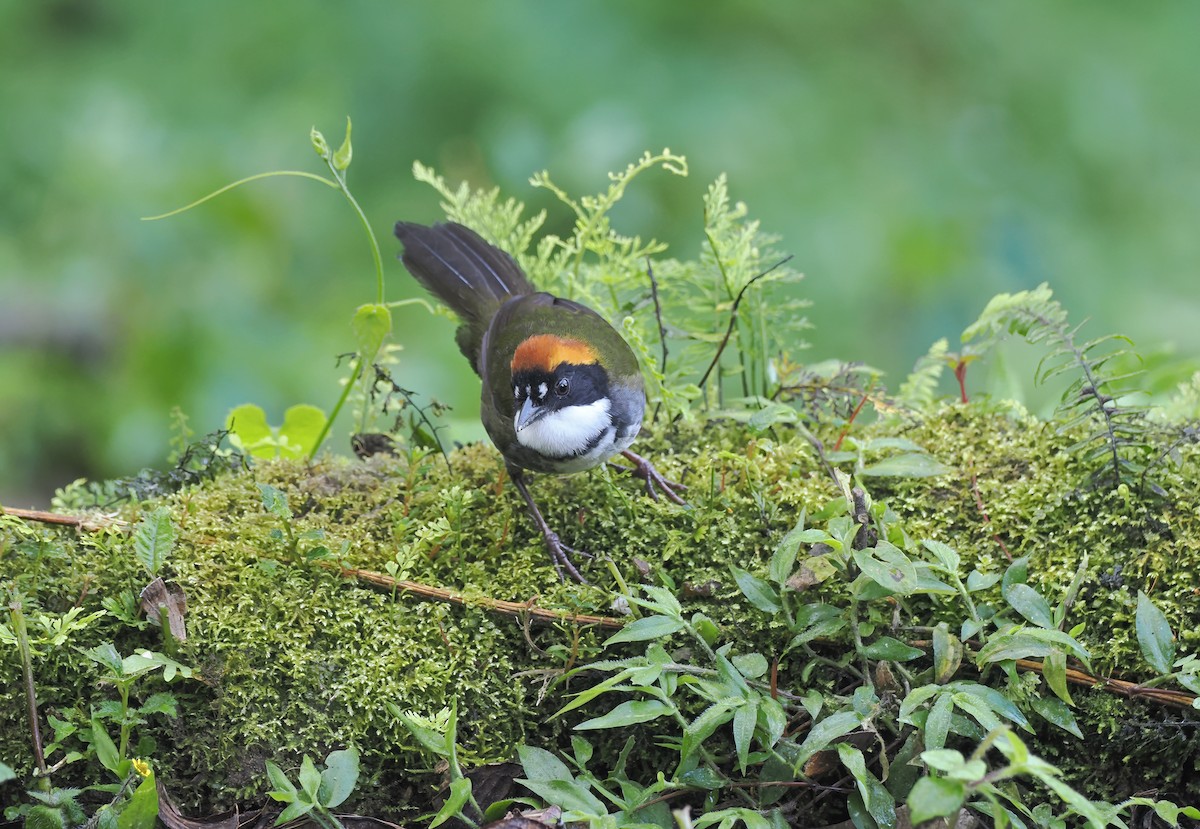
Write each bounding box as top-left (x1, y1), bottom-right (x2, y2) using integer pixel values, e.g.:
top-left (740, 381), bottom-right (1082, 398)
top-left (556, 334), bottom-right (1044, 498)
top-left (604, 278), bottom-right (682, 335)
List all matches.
top-left (514, 397), bottom-right (545, 432)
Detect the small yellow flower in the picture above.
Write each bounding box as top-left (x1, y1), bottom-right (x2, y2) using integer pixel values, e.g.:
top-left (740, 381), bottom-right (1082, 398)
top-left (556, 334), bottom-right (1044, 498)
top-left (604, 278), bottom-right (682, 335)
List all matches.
top-left (131, 758), bottom-right (151, 778)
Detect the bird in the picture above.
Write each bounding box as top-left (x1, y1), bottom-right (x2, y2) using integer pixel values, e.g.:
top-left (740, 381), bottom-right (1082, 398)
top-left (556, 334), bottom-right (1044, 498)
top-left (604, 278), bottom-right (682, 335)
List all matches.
top-left (394, 221), bottom-right (684, 582)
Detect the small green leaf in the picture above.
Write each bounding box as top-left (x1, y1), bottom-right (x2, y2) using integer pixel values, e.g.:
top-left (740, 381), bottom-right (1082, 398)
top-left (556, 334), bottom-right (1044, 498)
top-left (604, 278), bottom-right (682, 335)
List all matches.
top-left (83, 642), bottom-right (125, 677)
top-left (265, 760), bottom-right (296, 799)
top-left (1004, 583), bottom-right (1055, 629)
top-left (1031, 696), bottom-right (1083, 739)
top-left (517, 745), bottom-right (573, 782)
top-left (574, 699), bottom-right (672, 731)
top-left (787, 615), bottom-right (848, 650)
top-left (860, 452), bottom-right (950, 478)
top-left (731, 566), bottom-right (782, 613)
top-left (747, 402), bottom-right (797, 431)
top-left (759, 696), bottom-right (786, 749)
top-left (137, 692), bottom-right (179, 718)
top-left (838, 744), bottom-right (897, 829)
top-left (311, 127), bottom-right (330, 158)
top-left (853, 542), bottom-right (919, 595)
top-left (116, 771), bottom-right (158, 829)
top-left (352, 303), bottom-right (392, 365)
top-left (319, 747), bottom-right (359, 808)
top-left (0, 761), bottom-right (15, 784)
top-left (604, 615), bottom-right (684, 646)
top-left (732, 652), bottom-right (769, 679)
top-left (919, 749), bottom-right (969, 775)
top-left (1136, 591), bottom-right (1175, 675)
top-left (278, 405), bottom-right (327, 460)
top-left (794, 710), bottom-right (861, 769)
top-left (679, 767), bottom-right (727, 791)
top-left (1042, 648), bottom-right (1073, 705)
top-left (769, 511), bottom-right (808, 584)
top-left (907, 776), bottom-right (966, 826)
top-left (922, 540), bottom-right (960, 573)
top-left (429, 777), bottom-right (472, 828)
top-left (516, 777), bottom-right (606, 817)
top-left (952, 682), bottom-right (1031, 731)
top-left (133, 508), bottom-right (174, 577)
top-left (925, 692), bottom-right (954, 751)
top-left (932, 624), bottom-right (962, 684)
top-left (691, 613), bottom-right (721, 646)
top-left (638, 585), bottom-right (683, 616)
top-left (275, 799), bottom-right (313, 826)
top-left (332, 116), bottom-right (353, 171)
top-left (978, 628), bottom-right (1090, 667)
top-left (226, 404), bottom-right (274, 458)
top-left (391, 706), bottom-right (449, 756)
top-left (733, 700), bottom-right (757, 773)
top-left (862, 636), bottom-right (923, 662)
top-left (681, 701), bottom-right (737, 765)
top-left (120, 649), bottom-right (191, 682)
top-left (257, 483), bottom-right (291, 520)
top-left (898, 685), bottom-right (938, 725)
top-left (90, 717), bottom-right (120, 773)
top-left (570, 736), bottom-right (593, 767)
top-left (1001, 556), bottom-right (1029, 593)
top-left (297, 755), bottom-right (321, 799)
top-left (965, 570), bottom-right (1001, 592)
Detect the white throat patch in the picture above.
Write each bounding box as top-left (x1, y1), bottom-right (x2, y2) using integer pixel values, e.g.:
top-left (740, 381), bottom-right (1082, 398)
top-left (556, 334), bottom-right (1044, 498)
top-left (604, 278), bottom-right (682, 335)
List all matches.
top-left (516, 398), bottom-right (613, 462)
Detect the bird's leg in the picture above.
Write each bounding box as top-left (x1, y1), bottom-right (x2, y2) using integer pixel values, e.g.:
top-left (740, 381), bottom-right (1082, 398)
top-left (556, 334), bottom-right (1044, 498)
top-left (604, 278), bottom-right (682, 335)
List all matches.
top-left (508, 467), bottom-right (591, 584)
top-left (615, 450), bottom-right (688, 505)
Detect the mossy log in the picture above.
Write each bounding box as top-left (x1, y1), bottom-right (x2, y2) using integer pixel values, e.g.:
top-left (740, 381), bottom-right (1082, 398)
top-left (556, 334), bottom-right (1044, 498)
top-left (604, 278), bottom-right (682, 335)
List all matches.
top-left (2, 406), bottom-right (1198, 817)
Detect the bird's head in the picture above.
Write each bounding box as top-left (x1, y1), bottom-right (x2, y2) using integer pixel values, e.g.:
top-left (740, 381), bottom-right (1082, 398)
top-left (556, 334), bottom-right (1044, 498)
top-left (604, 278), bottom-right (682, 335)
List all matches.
top-left (509, 334), bottom-right (614, 459)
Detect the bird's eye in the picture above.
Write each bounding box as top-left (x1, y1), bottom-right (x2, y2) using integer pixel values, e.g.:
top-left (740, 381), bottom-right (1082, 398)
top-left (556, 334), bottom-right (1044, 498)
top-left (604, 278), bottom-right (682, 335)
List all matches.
top-left (555, 378), bottom-right (570, 396)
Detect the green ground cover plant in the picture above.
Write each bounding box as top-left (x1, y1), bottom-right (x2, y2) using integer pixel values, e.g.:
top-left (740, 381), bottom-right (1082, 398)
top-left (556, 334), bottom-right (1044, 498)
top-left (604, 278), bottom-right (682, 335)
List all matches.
top-left (3, 138), bottom-right (1200, 828)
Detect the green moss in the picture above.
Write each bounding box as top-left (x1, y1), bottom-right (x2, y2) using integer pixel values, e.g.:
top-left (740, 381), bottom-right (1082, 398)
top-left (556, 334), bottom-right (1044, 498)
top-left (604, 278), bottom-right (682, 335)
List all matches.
top-left (2, 405), bottom-right (1198, 815)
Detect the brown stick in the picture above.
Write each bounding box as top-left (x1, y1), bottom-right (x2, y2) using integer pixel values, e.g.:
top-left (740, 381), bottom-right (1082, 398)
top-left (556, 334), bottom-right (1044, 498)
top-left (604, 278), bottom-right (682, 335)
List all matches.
top-left (325, 562), bottom-right (626, 629)
top-left (1, 506), bottom-right (128, 532)
top-left (1013, 657), bottom-right (1197, 710)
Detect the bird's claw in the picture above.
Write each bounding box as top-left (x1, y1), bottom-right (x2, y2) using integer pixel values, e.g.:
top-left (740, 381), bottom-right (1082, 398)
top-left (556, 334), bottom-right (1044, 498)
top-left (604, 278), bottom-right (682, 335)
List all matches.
top-left (542, 530), bottom-right (592, 584)
top-left (617, 450), bottom-right (688, 505)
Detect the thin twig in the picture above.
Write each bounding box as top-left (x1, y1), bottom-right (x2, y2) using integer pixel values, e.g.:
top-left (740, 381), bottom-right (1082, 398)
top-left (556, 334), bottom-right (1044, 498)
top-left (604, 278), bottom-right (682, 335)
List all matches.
top-left (647, 259), bottom-right (668, 375)
top-left (371, 364), bottom-right (452, 470)
top-left (647, 258), bottom-right (669, 422)
top-left (696, 255), bottom-right (794, 392)
top-left (1012, 657), bottom-right (1196, 710)
top-left (0, 506), bottom-right (128, 532)
top-left (831, 380), bottom-right (876, 452)
top-left (323, 562), bottom-right (625, 629)
top-left (969, 471), bottom-right (1012, 560)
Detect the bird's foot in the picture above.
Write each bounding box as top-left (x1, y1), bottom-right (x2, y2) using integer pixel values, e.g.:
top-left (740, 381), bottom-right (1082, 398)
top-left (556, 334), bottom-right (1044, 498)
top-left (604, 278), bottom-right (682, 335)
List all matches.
top-left (540, 529), bottom-right (593, 584)
top-left (509, 466), bottom-right (594, 584)
top-left (615, 450), bottom-right (688, 505)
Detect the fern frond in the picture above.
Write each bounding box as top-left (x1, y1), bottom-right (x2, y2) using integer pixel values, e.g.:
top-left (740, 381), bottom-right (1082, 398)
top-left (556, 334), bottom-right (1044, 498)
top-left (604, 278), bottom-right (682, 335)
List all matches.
top-left (962, 282), bottom-right (1152, 492)
top-left (899, 338), bottom-right (949, 407)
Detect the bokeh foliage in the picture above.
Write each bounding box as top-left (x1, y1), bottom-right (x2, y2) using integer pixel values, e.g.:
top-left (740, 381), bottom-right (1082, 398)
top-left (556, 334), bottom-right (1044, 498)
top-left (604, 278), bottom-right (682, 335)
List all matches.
top-left (3, 1), bottom-right (1200, 504)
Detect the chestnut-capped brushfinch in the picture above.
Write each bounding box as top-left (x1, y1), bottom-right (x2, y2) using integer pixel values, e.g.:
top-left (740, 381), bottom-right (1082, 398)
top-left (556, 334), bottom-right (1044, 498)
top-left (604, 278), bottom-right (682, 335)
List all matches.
top-left (394, 221), bottom-right (683, 581)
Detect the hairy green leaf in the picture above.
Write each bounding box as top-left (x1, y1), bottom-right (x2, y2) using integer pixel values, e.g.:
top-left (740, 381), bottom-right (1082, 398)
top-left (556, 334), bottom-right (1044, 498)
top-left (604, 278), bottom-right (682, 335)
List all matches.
top-left (133, 508), bottom-right (174, 577)
top-left (907, 776), bottom-right (965, 827)
top-left (604, 615), bottom-right (684, 646)
top-left (731, 566), bottom-right (782, 613)
top-left (1004, 583), bottom-right (1055, 629)
top-left (1136, 591), bottom-right (1175, 675)
top-left (574, 699), bottom-right (673, 731)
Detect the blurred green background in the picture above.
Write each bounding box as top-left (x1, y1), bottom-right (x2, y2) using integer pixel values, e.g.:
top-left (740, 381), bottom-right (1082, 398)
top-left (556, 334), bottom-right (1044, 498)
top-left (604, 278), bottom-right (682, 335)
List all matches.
top-left (3, 1), bottom-right (1198, 507)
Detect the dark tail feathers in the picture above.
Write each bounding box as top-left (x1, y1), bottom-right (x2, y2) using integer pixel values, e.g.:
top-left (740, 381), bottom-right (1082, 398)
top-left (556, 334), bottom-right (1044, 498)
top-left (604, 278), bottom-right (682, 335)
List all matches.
top-left (395, 221), bottom-right (534, 372)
